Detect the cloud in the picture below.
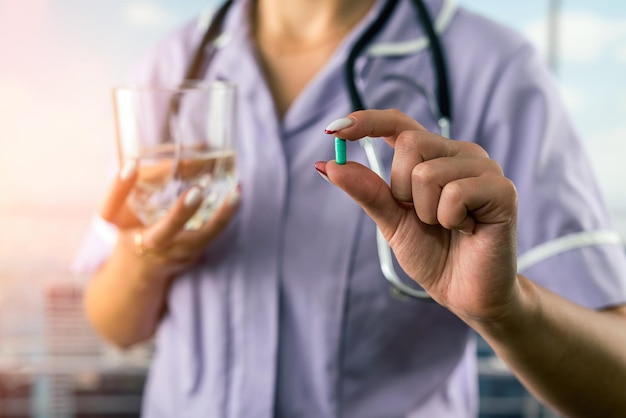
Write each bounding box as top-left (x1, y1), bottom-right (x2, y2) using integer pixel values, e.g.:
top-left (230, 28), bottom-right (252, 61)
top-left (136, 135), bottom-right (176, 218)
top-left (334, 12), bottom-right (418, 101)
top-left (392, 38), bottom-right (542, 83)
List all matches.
top-left (619, 88), bottom-right (626, 115)
top-left (523, 11), bottom-right (626, 64)
top-left (123, 1), bottom-right (177, 29)
top-left (616, 44), bottom-right (626, 64)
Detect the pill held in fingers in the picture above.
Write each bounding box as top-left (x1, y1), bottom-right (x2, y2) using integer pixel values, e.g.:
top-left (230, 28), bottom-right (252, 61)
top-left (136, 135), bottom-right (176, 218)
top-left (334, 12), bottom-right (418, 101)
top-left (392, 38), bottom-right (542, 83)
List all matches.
top-left (325, 117), bottom-right (353, 165)
top-left (334, 137), bottom-right (346, 165)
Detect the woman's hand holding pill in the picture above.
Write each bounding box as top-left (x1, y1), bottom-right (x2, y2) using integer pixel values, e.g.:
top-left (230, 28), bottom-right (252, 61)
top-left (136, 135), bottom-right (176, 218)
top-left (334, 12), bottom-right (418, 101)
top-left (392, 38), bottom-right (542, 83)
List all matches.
top-left (317, 109), bottom-right (520, 325)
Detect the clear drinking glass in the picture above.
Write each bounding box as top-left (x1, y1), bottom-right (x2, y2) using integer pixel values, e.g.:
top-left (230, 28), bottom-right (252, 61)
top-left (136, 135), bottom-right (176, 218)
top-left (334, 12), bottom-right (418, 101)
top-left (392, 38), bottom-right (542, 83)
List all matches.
top-left (113, 80), bottom-right (237, 229)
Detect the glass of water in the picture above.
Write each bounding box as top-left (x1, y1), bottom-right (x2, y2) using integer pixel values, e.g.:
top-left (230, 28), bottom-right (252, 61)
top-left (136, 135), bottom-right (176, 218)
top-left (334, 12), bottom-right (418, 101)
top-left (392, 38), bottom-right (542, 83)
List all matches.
top-left (113, 80), bottom-right (237, 229)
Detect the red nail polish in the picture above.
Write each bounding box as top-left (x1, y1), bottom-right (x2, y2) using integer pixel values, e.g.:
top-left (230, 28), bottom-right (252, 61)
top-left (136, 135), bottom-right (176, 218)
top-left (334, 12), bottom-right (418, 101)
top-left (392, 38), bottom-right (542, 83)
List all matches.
top-left (314, 162), bottom-right (331, 183)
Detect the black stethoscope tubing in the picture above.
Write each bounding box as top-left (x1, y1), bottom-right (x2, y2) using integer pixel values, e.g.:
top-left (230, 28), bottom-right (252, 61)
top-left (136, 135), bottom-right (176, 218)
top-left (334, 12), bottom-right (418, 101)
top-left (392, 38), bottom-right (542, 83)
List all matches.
top-left (187, 0), bottom-right (451, 124)
top-left (344, 0), bottom-right (451, 124)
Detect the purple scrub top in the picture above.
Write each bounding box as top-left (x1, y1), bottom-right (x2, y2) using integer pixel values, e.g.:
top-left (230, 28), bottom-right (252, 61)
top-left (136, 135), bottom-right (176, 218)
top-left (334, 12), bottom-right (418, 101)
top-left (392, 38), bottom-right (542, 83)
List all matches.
top-left (74, 0), bottom-right (626, 416)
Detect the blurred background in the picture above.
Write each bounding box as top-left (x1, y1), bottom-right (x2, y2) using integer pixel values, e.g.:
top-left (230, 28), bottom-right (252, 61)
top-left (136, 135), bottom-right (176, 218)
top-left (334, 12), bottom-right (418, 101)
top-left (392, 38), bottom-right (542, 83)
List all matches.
top-left (0, 0), bottom-right (624, 416)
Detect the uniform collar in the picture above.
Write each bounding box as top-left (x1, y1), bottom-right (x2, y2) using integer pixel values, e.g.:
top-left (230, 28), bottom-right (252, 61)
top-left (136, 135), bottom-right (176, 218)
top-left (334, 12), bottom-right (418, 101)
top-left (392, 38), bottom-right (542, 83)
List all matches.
top-left (366, 0), bottom-right (457, 58)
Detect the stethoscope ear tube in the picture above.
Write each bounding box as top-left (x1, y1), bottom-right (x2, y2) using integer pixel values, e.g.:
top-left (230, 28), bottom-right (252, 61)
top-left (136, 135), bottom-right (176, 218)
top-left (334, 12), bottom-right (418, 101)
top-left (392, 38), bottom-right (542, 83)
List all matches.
top-left (344, 0), bottom-right (400, 111)
top-left (344, 0), bottom-right (452, 125)
top-left (360, 137), bottom-right (433, 300)
top-left (411, 0), bottom-right (452, 122)
top-left (184, 0), bottom-right (234, 82)
top-left (352, 0), bottom-right (452, 300)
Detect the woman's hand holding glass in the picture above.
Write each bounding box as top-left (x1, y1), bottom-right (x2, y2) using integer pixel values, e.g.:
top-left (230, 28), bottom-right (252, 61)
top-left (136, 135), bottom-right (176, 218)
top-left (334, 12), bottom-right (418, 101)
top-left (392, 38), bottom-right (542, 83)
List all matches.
top-left (98, 160), bottom-right (240, 282)
top-left (316, 109), bottom-right (519, 325)
top-left (103, 81), bottom-right (240, 281)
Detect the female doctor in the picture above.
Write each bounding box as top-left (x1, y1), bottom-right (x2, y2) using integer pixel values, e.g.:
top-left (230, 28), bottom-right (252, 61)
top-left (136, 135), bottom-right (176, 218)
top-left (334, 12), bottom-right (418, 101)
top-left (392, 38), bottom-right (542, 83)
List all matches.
top-left (76, 0), bottom-right (626, 416)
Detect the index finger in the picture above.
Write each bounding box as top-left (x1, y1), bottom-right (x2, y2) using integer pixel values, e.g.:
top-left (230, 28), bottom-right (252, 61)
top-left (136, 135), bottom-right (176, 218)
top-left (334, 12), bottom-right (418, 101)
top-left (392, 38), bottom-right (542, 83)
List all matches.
top-left (325, 109), bottom-right (487, 162)
top-left (325, 109), bottom-right (426, 144)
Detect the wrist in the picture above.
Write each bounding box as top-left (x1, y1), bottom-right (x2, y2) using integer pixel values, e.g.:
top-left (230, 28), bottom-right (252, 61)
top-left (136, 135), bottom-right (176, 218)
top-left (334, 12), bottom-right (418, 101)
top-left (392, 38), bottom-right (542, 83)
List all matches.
top-left (109, 234), bottom-right (173, 290)
top-left (468, 274), bottom-right (541, 339)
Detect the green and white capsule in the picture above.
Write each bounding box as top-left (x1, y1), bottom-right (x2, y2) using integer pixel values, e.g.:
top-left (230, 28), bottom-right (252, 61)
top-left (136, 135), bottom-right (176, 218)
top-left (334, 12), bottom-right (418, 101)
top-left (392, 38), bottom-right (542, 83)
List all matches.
top-left (335, 137), bottom-right (346, 165)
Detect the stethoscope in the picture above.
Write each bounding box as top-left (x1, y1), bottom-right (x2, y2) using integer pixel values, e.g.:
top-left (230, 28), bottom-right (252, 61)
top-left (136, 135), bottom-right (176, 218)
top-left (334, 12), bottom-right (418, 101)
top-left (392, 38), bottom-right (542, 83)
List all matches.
top-left (186, 0), bottom-right (452, 300)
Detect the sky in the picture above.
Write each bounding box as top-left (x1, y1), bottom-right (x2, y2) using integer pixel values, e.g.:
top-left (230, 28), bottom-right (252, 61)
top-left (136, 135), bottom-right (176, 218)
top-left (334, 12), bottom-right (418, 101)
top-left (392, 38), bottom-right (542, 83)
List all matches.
top-left (0, 0), bottom-right (625, 227)
top-left (0, 0), bottom-right (212, 212)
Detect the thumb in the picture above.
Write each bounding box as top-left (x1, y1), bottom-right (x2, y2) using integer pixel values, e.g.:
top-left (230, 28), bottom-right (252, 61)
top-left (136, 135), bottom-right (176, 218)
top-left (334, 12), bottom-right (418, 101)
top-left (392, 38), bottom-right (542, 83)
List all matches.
top-left (100, 160), bottom-right (138, 222)
top-left (315, 160), bottom-right (404, 237)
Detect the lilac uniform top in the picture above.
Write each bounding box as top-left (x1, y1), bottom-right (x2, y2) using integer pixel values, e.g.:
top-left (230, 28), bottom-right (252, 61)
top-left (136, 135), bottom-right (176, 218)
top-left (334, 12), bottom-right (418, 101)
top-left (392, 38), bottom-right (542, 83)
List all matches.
top-left (74, 0), bottom-right (626, 416)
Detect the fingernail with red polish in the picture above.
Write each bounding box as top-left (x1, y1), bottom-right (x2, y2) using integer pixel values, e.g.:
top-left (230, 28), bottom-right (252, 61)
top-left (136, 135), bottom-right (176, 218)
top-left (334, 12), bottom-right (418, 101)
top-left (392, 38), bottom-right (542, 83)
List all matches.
top-left (324, 117), bottom-right (355, 134)
top-left (314, 162), bottom-right (332, 183)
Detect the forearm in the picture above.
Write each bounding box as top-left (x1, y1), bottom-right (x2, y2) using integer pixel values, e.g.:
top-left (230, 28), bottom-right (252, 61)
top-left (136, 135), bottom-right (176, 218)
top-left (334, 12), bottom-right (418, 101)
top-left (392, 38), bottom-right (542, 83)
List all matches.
top-left (83, 242), bottom-right (173, 349)
top-left (470, 275), bottom-right (626, 418)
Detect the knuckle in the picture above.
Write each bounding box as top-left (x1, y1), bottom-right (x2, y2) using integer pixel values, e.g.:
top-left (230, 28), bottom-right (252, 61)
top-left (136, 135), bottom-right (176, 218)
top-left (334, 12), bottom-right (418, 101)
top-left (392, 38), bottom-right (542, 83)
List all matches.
top-left (386, 108), bottom-right (404, 118)
top-left (463, 141), bottom-right (490, 158)
top-left (441, 181), bottom-right (464, 205)
top-left (411, 162), bottom-right (437, 186)
top-left (415, 205), bottom-right (439, 225)
top-left (483, 158), bottom-right (504, 176)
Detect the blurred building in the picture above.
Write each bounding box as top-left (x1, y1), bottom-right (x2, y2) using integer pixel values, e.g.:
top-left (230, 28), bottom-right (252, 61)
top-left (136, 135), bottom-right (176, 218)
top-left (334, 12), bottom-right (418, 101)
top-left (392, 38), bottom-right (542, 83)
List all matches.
top-left (476, 336), bottom-right (560, 418)
top-left (0, 278), bottom-right (150, 418)
top-left (0, 268), bottom-right (557, 417)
